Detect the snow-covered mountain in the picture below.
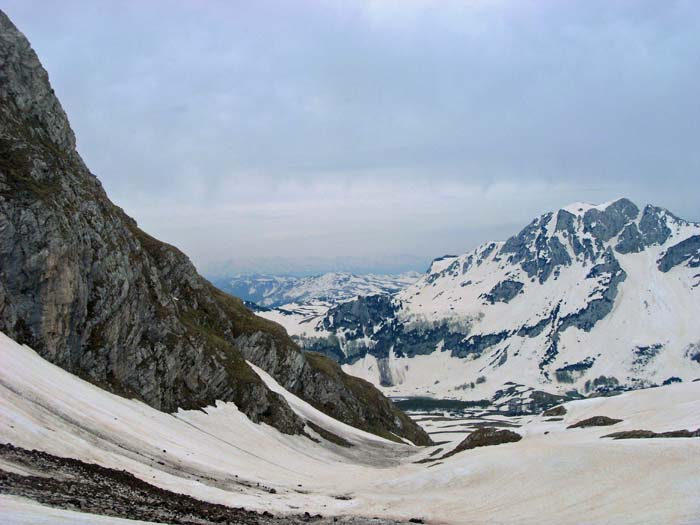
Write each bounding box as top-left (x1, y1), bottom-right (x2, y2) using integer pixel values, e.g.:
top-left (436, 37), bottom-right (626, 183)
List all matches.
top-left (281, 199), bottom-right (700, 409)
top-left (212, 271), bottom-right (421, 308)
top-left (217, 272), bottom-right (421, 362)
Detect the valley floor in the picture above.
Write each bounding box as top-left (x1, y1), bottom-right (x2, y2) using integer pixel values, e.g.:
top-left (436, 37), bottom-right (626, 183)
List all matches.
top-left (1, 332), bottom-right (699, 524)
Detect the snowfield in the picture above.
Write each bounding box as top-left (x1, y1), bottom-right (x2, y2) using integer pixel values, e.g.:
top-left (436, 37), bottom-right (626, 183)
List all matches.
top-left (2, 496), bottom-right (157, 525)
top-left (1, 331), bottom-right (699, 524)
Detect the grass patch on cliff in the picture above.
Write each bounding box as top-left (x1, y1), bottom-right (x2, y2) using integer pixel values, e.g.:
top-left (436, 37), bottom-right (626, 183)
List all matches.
top-left (306, 421), bottom-right (352, 448)
top-left (122, 216), bottom-right (428, 444)
top-left (304, 351), bottom-right (433, 446)
top-left (0, 136), bottom-right (57, 201)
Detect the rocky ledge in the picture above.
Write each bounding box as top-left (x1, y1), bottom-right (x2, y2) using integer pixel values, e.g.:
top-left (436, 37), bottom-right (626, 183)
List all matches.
top-left (602, 428), bottom-right (700, 440)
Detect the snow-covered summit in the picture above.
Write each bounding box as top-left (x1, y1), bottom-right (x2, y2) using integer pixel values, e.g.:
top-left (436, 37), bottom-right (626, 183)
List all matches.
top-left (280, 199), bottom-right (700, 406)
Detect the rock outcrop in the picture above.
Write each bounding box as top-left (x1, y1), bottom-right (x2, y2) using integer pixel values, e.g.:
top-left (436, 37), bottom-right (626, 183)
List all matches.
top-left (602, 428), bottom-right (700, 439)
top-left (567, 416), bottom-right (622, 429)
top-left (439, 428), bottom-right (522, 459)
top-left (542, 405), bottom-right (567, 417)
top-left (0, 11), bottom-right (430, 445)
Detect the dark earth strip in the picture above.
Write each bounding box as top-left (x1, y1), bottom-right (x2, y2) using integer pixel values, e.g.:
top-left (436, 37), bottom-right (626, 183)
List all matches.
top-left (0, 443), bottom-right (416, 525)
top-left (602, 428), bottom-right (700, 440)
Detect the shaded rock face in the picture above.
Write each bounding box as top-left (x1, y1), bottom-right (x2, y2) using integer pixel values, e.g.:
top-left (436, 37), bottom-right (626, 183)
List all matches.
top-left (502, 212), bottom-right (573, 284)
top-left (558, 249), bottom-right (627, 333)
top-left (583, 198), bottom-right (639, 242)
top-left (615, 223), bottom-right (645, 254)
top-left (235, 334), bottom-right (432, 445)
top-left (658, 235), bottom-right (700, 272)
top-left (482, 279), bottom-right (524, 304)
top-left (316, 294), bottom-right (477, 364)
top-left (0, 12), bottom-right (430, 445)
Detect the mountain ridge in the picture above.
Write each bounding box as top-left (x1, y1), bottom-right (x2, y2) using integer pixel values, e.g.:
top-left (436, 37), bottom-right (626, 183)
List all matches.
top-left (281, 197), bottom-right (700, 410)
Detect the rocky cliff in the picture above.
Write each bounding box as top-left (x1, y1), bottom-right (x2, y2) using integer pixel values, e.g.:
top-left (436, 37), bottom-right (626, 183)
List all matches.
top-left (0, 11), bottom-right (430, 446)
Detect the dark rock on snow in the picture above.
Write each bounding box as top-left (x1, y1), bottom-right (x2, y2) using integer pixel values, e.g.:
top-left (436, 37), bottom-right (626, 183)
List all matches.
top-left (542, 405), bottom-right (567, 417)
top-left (439, 428), bottom-right (522, 459)
top-left (602, 428), bottom-right (700, 440)
top-left (567, 416), bottom-right (623, 429)
top-left (657, 235), bottom-right (700, 272)
top-left (481, 279), bottom-right (524, 304)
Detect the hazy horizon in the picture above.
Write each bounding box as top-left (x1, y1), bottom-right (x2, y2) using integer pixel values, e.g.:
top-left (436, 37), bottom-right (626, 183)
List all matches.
top-left (4, 1), bottom-right (699, 271)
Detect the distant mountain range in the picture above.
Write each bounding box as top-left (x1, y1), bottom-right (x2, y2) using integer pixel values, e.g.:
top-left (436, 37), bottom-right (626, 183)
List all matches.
top-left (212, 272), bottom-right (421, 308)
top-left (266, 198), bottom-right (700, 412)
top-left (203, 255), bottom-right (430, 278)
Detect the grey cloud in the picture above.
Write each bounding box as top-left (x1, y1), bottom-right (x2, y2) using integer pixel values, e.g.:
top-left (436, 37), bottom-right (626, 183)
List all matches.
top-left (3, 0), bottom-right (699, 269)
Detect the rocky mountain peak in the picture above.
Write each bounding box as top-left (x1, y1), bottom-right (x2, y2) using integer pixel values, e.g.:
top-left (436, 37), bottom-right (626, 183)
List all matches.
top-left (280, 198), bottom-right (699, 409)
top-left (0, 10), bottom-right (431, 446)
top-left (0, 12), bottom-right (75, 152)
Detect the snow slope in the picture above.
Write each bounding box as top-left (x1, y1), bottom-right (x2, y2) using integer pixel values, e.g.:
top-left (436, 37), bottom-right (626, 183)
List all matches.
top-left (1, 497), bottom-right (158, 525)
top-left (2, 331), bottom-right (699, 524)
top-left (283, 199), bottom-right (700, 405)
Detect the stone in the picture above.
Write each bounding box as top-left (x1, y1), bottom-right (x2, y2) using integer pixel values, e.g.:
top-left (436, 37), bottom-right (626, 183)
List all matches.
top-left (567, 416), bottom-right (622, 429)
top-left (438, 427), bottom-right (522, 459)
top-left (542, 405), bottom-right (567, 417)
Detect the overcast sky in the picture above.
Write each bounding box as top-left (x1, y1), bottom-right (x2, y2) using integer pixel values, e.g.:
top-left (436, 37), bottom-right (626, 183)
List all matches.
top-left (4, 0), bottom-right (699, 272)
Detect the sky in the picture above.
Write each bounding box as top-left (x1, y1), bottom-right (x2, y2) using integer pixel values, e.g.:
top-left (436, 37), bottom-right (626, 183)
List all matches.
top-left (3, 0), bottom-right (699, 273)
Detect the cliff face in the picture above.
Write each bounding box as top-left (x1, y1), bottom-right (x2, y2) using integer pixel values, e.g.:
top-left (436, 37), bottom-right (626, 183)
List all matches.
top-left (0, 11), bottom-right (431, 445)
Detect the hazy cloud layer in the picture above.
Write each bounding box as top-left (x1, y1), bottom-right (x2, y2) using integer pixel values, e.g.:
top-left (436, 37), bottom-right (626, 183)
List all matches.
top-left (4, 0), bottom-right (699, 271)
